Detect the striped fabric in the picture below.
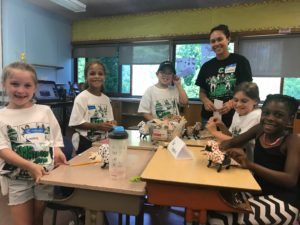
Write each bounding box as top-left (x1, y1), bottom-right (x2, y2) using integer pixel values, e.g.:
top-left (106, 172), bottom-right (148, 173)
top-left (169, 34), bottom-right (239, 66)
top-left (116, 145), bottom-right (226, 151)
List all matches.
top-left (207, 193), bottom-right (299, 225)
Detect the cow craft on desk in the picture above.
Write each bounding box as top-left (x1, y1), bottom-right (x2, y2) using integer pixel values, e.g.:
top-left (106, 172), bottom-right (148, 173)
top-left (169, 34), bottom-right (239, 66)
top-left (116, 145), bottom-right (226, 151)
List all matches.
top-left (137, 121), bottom-right (150, 140)
top-left (182, 122), bottom-right (202, 140)
top-left (99, 144), bottom-right (109, 168)
top-left (204, 140), bottom-right (239, 172)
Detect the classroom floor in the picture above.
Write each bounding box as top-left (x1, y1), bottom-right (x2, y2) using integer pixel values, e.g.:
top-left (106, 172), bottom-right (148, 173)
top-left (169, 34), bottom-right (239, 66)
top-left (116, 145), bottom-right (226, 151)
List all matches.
top-left (0, 192), bottom-right (185, 225)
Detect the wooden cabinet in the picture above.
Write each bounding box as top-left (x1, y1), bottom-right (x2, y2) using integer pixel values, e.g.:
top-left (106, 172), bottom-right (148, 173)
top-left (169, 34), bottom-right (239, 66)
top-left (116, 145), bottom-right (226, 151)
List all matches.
top-left (111, 98), bottom-right (203, 129)
top-left (111, 99), bottom-right (143, 128)
top-left (181, 103), bottom-right (202, 126)
top-left (293, 110), bottom-right (300, 134)
top-left (111, 100), bottom-right (122, 124)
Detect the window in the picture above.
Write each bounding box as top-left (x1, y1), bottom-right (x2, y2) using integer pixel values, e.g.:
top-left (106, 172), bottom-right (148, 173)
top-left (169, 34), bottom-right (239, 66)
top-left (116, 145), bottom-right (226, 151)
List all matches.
top-left (77, 57), bottom-right (86, 83)
top-left (73, 35), bottom-right (300, 100)
top-left (283, 78), bottom-right (300, 99)
top-left (119, 43), bottom-right (170, 96)
top-left (174, 42), bottom-right (234, 99)
top-left (131, 64), bottom-right (158, 96)
top-left (76, 57), bottom-right (119, 94)
top-left (239, 35), bottom-right (300, 100)
top-left (252, 77), bottom-right (281, 101)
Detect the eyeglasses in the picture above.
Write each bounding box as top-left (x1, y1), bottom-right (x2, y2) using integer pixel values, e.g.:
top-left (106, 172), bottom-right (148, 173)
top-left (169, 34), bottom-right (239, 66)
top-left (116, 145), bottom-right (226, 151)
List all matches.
top-left (160, 71), bottom-right (174, 76)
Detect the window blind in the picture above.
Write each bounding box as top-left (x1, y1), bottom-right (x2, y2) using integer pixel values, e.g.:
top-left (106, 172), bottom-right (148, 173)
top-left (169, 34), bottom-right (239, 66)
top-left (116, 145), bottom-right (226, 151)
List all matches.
top-left (119, 43), bottom-right (170, 64)
top-left (239, 35), bottom-right (300, 77)
top-left (73, 45), bottom-right (118, 58)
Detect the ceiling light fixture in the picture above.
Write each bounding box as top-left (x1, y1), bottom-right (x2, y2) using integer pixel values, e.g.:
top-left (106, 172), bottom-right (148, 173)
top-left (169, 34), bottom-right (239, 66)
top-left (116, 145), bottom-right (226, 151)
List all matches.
top-left (50, 0), bottom-right (86, 13)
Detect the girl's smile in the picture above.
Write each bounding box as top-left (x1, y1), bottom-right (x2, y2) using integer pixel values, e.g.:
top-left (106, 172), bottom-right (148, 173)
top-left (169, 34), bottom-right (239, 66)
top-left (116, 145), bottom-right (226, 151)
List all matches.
top-left (86, 64), bottom-right (105, 94)
top-left (157, 69), bottom-right (174, 87)
top-left (4, 69), bottom-right (36, 109)
top-left (233, 91), bottom-right (257, 116)
top-left (261, 101), bottom-right (291, 136)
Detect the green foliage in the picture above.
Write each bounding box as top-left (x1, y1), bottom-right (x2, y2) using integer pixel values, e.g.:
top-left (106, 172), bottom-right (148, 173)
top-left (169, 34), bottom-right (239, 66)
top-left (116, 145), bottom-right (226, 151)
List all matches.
top-left (283, 78), bottom-right (300, 99)
top-left (88, 57), bottom-right (119, 93)
top-left (176, 44), bottom-right (202, 99)
top-left (77, 58), bottom-right (86, 83)
top-left (121, 65), bottom-right (130, 94)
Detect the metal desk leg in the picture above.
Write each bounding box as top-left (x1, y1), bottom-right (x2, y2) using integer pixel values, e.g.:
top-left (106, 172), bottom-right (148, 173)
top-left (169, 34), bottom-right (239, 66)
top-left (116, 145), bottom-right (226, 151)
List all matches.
top-left (85, 209), bottom-right (104, 225)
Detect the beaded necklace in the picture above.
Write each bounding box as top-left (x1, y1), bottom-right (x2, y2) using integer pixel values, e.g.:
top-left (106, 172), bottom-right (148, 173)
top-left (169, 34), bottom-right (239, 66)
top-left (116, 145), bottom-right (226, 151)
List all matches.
top-left (262, 133), bottom-right (283, 147)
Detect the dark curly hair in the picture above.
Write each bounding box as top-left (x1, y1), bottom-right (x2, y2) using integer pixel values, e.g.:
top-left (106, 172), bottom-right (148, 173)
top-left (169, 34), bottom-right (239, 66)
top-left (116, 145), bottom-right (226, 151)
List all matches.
top-left (262, 94), bottom-right (299, 117)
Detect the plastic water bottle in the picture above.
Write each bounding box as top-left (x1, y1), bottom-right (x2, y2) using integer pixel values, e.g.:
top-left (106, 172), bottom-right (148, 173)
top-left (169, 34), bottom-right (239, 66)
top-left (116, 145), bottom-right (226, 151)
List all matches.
top-left (108, 126), bottom-right (128, 179)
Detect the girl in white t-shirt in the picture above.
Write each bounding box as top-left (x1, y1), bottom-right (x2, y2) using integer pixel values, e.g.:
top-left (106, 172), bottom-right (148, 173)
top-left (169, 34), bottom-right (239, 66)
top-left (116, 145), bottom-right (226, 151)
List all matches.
top-left (0, 62), bottom-right (67, 225)
top-left (69, 61), bottom-right (116, 154)
top-left (206, 82), bottom-right (261, 160)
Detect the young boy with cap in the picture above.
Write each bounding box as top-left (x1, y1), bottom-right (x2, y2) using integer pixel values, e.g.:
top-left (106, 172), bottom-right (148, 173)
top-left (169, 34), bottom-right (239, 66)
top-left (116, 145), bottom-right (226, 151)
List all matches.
top-left (138, 60), bottom-right (188, 121)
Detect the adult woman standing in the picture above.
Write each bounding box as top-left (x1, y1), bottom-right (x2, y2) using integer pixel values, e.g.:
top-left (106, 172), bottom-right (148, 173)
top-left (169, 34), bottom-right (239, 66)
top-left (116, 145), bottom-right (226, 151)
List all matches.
top-left (195, 24), bottom-right (253, 127)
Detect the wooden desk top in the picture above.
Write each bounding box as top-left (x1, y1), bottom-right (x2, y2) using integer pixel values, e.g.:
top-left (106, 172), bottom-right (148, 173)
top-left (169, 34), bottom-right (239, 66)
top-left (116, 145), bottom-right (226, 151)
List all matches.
top-left (41, 147), bottom-right (154, 196)
top-left (93, 130), bottom-right (156, 150)
top-left (141, 146), bottom-right (261, 192)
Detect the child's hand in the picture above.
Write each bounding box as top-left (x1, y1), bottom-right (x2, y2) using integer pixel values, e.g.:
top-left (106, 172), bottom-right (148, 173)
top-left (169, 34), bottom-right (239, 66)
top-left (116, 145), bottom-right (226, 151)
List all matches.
top-left (54, 147), bottom-right (68, 167)
top-left (98, 122), bottom-right (114, 132)
top-left (225, 148), bottom-right (249, 168)
top-left (205, 119), bottom-right (217, 132)
top-left (210, 116), bottom-right (224, 127)
top-left (108, 120), bottom-right (117, 126)
top-left (173, 75), bottom-right (181, 86)
top-left (29, 164), bottom-right (49, 183)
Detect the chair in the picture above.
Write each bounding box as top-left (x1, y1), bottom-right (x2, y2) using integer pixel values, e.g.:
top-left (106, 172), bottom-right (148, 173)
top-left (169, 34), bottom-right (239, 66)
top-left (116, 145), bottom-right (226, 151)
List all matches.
top-left (71, 132), bottom-right (80, 153)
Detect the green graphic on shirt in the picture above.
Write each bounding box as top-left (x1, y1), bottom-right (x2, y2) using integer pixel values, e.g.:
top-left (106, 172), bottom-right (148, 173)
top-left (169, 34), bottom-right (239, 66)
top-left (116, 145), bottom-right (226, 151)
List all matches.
top-left (87, 104), bottom-right (108, 141)
top-left (206, 73), bottom-right (236, 98)
top-left (231, 126), bottom-right (242, 136)
top-left (3, 124), bottom-right (52, 179)
top-left (155, 99), bottom-right (177, 119)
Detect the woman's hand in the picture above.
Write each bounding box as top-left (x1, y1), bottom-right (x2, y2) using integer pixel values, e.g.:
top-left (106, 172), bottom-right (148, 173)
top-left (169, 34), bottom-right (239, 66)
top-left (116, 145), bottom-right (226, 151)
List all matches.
top-left (226, 148), bottom-right (249, 168)
top-left (203, 98), bottom-right (216, 112)
top-left (54, 147), bottom-right (68, 167)
top-left (218, 100), bottom-right (233, 115)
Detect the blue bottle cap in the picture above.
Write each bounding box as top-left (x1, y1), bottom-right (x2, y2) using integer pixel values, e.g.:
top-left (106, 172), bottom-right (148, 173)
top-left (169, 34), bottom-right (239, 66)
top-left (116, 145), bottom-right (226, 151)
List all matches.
top-left (109, 126), bottom-right (128, 139)
top-left (113, 126), bottom-right (125, 132)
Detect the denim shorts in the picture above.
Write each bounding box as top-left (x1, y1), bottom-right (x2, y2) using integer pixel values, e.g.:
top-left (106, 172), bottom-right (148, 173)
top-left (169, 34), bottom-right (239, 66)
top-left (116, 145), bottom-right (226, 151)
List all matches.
top-left (7, 178), bottom-right (53, 206)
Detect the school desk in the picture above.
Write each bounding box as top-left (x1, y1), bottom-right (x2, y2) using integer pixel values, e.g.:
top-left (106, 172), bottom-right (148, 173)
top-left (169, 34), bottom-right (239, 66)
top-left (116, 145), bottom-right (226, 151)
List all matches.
top-left (92, 129), bottom-right (156, 150)
top-left (40, 147), bottom-right (154, 225)
top-left (141, 146), bottom-right (261, 224)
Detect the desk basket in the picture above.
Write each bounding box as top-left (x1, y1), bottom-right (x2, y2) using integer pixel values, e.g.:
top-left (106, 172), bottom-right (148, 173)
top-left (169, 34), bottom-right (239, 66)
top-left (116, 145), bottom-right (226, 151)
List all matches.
top-left (149, 116), bottom-right (187, 142)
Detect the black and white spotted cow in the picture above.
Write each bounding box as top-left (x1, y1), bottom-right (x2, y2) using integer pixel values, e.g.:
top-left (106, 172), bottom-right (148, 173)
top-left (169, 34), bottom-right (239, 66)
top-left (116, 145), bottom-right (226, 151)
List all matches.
top-left (137, 121), bottom-right (150, 140)
top-left (204, 140), bottom-right (239, 172)
top-left (99, 144), bottom-right (109, 168)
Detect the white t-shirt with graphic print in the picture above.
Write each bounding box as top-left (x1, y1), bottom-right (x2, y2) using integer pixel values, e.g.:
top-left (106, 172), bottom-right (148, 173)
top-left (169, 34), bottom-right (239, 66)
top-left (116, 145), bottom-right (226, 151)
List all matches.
top-left (0, 104), bottom-right (64, 180)
top-left (138, 85), bottom-right (180, 119)
top-left (229, 108), bottom-right (261, 161)
top-left (69, 90), bottom-right (114, 141)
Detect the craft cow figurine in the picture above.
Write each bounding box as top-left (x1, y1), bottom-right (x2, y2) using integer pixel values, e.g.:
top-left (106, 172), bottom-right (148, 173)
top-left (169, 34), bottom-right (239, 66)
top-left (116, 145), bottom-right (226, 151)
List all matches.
top-left (137, 121), bottom-right (150, 140)
top-left (99, 144), bottom-right (109, 168)
top-left (182, 122), bottom-right (202, 140)
top-left (204, 140), bottom-right (239, 172)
